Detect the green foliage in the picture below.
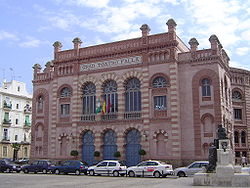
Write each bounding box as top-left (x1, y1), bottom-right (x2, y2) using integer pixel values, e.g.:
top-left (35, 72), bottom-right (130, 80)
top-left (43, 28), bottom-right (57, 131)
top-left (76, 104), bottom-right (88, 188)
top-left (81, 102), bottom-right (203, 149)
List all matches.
top-left (138, 149), bottom-right (146, 156)
top-left (94, 151), bottom-right (100, 157)
top-left (70, 150), bottom-right (79, 157)
top-left (114, 151), bottom-right (121, 158)
top-left (11, 143), bottom-right (21, 151)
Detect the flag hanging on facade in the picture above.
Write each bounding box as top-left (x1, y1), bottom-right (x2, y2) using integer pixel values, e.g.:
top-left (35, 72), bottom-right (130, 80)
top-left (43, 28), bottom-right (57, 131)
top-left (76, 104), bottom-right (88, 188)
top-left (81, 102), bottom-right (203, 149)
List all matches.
top-left (106, 98), bottom-right (111, 113)
top-left (102, 100), bottom-right (106, 114)
top-left (96, 98), bottom-right (102, 114)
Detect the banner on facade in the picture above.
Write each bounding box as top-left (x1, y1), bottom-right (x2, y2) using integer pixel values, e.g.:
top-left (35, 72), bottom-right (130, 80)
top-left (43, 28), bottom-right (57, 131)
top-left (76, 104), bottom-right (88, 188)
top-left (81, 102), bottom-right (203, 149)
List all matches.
top-left (80, 56), bottom-right (142, 72)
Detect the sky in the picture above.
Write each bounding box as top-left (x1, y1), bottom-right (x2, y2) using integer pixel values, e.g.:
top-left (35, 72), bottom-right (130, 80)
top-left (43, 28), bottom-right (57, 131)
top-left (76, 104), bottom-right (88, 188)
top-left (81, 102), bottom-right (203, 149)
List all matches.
top-left (0, 0), bottom-right (250, 93)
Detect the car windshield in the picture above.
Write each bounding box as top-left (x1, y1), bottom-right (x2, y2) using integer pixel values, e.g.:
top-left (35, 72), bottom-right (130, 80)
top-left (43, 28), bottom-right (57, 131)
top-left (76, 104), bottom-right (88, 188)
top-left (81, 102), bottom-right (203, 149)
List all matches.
top-left (119, 161), bottom-right (125, 166)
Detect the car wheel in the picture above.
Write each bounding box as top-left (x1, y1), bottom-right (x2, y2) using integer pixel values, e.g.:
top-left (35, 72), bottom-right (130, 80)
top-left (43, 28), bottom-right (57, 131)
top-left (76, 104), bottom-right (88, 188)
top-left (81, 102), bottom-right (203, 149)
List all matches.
top-left (89, 170), bottom-right (95, 176)
top-left (177, 171), bottom-right (186, 177)
top-left (113, 171), bottom-right (119, 177)
top-left (55, 169), bottom-right (60, 175)
top-left (6, 168), bottom-right (11, 173)
top-left (128, 171), bottom-right (135, 177)
top-left (75, 170), bottom-right (80, 175)
top-left (153, 171), bottom-right (161, 178)
top-left (24, 169), bottom-right (29, 174)
top-left (42, 169), bottom-right (47, 174)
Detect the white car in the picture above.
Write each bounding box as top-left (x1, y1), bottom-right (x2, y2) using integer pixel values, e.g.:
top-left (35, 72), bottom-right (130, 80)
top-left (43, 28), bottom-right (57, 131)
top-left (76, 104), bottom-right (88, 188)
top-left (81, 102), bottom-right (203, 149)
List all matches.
top-left (127, 160), bottom-right (174, 178)
top-left (174, 161), bottom-right (208, 177)
top-left (88, 160), bottom-right (127, 176)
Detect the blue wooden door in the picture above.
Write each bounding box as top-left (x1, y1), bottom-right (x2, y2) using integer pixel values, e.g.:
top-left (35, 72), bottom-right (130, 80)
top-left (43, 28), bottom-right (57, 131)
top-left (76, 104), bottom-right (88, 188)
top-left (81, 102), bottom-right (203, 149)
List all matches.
top-left (82, 131), bottom-right (95, 165)
top-left (126, 129), bottom-right (141, 167)
top-left (103, 130), bottom-right (117, 160)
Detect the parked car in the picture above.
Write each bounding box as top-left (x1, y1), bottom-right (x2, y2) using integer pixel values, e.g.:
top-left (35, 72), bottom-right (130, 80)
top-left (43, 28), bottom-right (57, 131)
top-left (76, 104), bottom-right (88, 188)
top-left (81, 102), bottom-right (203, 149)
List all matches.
top-left (15, 158), bottom-right (29, 165)
top-left (51, 160), bottom-right (88, 175)
top-left (127, 160), bottom-right (174, 178)
top-left (88, 160), bottom-right (127, 176)
top-left (174, 161), bottom-right (209, 177)
top-left (0, 159), bottom-right (21, 173)
top-left (21, 160), bottom-right (54, 174)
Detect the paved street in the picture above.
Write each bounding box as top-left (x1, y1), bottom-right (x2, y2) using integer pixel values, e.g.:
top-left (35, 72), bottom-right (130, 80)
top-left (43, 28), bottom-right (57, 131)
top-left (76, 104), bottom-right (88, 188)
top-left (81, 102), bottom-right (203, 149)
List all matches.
top-left (0, 173), bottom-right (188, 188)
top-left (0, 173), bottom-right (243, 188)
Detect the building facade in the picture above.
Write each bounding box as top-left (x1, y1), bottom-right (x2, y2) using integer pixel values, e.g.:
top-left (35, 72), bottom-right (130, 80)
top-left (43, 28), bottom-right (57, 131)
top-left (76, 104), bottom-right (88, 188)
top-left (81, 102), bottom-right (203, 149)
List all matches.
top-left (31, 19), bottom-right (249, 166)
top-left (0, 80), bottom-right (32, 159)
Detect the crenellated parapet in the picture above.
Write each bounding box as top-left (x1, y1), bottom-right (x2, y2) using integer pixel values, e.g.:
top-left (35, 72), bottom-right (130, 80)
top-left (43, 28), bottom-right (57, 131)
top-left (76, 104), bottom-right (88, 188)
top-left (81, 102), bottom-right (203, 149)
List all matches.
top-left (32, 62), bottom-right (54, 84)
top-left (230, 67), bottom-right (250, 86)
top-left (178, 34), bottom-right (230, 70)
top-left (51, 18), bottom-right (184, 63)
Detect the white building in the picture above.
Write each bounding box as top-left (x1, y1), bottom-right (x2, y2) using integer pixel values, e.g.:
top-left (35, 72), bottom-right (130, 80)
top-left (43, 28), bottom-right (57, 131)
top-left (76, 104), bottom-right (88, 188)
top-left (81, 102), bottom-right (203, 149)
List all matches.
top-left (0, 80), bottom-right (32, 159)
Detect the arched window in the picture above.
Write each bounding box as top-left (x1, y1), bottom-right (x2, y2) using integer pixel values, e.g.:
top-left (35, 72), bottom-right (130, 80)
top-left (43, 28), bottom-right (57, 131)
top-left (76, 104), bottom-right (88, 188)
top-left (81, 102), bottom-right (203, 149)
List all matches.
top-left (83, 83), bottom-right (96, 114)
top-left (156, 133), bottom-right (166, 156)
top-left (60, 87), bottom-right (71, 98)
top-left (201, 78), bottom-right (211, 97)
top-left (203, 116), bottom-right (213, 133)
top-left (37, 96), bottom-right (43, 111)
top-left (103, 80), bottom-right (118, 113)
top-left (241, 131), bottom-right (246, 144)
top-left (232, 90), bottom-right (242, 100)
top-left (153, 77), bottom-right (167, 88)
top-left (125, 78), bottom-right (141, 112)
top-left (234, 131), bottom-right (239, 143)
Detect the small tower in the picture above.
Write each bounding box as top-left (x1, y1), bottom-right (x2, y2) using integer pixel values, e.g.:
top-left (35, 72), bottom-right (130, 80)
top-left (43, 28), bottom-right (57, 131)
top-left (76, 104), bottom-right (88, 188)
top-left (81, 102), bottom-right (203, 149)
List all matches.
top-left (32, 63), bottom-right (42, 80)
top-left (209, 35), bottom-right (222, 55)
top-left (72, 37), bottom-right (82, 56)
top-left (189, 38), bottom-right (199, 52)
top-left (53, 41), bottom-right (62, 59)
top-left (140, 24), bottom-right (151, 37)
top-left (166, 18), bottom-right (177, 33)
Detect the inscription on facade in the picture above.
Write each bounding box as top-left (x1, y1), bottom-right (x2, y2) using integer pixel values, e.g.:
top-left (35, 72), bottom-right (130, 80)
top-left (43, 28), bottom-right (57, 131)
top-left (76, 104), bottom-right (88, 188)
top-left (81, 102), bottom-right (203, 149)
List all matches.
top-left (80, 56), bottom-right (142, 72)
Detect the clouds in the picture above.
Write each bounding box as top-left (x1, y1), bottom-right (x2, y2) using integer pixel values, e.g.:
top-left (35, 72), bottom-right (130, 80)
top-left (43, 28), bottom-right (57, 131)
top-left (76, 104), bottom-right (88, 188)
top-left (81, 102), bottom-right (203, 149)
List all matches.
top-left (0, 30), bottom-right (18, 41)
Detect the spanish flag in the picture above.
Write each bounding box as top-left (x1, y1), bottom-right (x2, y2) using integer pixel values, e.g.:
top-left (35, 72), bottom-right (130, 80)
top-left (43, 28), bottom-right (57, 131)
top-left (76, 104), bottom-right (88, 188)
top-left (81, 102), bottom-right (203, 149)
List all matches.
top-left (102, 100), bottom-right (106, 114)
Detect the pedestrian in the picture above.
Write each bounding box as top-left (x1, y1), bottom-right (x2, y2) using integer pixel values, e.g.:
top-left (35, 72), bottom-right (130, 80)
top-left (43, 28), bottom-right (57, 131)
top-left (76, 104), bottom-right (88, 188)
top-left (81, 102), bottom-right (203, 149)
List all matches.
top-left (241, 156), bottom-right (247, 167)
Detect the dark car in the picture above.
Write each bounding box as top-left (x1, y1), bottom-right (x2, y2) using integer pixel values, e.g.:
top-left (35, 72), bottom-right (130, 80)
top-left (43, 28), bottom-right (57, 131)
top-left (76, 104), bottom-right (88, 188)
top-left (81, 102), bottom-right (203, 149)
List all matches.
top-left (0, 159), bottom-right (21, 173)
top-left (21, 160), bottom-right (53, 174)
top-left (51, 160), bottom-right (88, 175)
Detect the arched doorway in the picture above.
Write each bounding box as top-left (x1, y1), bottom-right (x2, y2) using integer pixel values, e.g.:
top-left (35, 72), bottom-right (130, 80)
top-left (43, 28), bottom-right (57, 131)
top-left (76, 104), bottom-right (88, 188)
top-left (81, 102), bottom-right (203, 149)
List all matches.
top-left (126, 129), bottom-right (141, 166)
top-left (82, 131), bottom-right (95, 165)
top-left (103, 130), bottom-right (117, 160)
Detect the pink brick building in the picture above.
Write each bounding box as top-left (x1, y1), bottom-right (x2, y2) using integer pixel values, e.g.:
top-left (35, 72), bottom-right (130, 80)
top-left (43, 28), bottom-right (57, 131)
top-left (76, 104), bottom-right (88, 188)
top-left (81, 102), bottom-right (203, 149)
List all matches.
top-left (31, 19), bottom-right (250, 166)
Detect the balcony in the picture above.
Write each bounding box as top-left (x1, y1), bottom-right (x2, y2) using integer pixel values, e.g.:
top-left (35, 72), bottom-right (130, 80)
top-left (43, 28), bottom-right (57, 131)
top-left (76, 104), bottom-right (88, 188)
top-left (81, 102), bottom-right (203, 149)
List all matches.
top-left (2, 119), bottom-right (11, 127)
top-left (124, 112), bottom-right (141, 120)
top-left (101, 113), bottom-right (118, 121)
top-left (24, 106), bottom-right (32, 113)
top-left (80, 115), bottom-right (96, 122)
top-left (1, 137), bottom-right (10, 143)
top-left (3, 103), bottom-right (12, 110)
top-left (24, 122), bottom-right (31, 129)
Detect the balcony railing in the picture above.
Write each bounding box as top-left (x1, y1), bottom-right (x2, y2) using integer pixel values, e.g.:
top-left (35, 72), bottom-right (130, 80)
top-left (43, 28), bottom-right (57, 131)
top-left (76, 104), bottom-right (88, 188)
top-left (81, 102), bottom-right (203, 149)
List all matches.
top-left (24, 107), bottom-right (32, 113)
top-left (3, 103), bottom-right (12, 110)
top-left (101, 113), bottom-right (118, 121)
top-left (124, 112), bottom-right (141, 120)
top-left (3, 119), bottom-right (11, 124)
top-left (1, 137), bottom-right (10, 142)
top-left (80, 114), bottom-right (96, 122)
top-left (24, 122), bottom-right (31, 127)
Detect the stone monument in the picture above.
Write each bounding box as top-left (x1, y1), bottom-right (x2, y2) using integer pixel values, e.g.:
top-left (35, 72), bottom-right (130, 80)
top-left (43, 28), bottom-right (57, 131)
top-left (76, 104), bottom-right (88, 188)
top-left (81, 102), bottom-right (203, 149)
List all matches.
top-left (193, 124), bottom-right (250, 187)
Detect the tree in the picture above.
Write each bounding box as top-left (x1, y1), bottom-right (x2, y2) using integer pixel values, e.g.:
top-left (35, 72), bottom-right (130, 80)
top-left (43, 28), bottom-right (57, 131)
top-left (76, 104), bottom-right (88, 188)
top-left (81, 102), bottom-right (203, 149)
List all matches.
top-left (94, 151), bottom-right (100, 158)
top-left (11, 143), bottom-right (21, 161)
top-left (114, 151), bottom-right (121, 158)
top-left (70, 150), bottom-right (79, 159)
top-left (138, 149), bottom-right (146, 160)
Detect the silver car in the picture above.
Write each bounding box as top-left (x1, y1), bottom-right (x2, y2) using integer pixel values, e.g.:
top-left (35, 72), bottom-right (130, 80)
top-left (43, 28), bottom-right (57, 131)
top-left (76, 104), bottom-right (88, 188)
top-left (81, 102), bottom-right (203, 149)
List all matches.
top-left (127, 160), bottom-right (174, 178)
top-left (88, 160), bottom-right (127, 177)
top-left (174, 161), bottom-right (208, 177)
